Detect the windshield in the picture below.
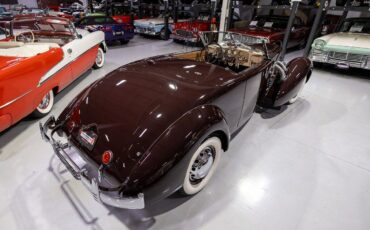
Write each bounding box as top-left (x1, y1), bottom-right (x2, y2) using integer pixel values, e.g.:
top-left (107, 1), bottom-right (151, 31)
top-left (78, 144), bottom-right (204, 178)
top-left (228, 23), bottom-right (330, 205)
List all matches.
top-left (249, 16), bottom-right (289, 29)
top-left (0, 7), bottom-right (6, 13)
top-left (340, 19), bottom-right (370, 33)
top-left (200, 31), bottom-right (269, 46)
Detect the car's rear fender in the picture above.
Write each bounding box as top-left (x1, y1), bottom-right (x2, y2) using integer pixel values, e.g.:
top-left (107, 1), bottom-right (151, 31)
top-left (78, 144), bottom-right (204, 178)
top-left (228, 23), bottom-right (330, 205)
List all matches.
top-left (136, 105), bottom-right (230, 204)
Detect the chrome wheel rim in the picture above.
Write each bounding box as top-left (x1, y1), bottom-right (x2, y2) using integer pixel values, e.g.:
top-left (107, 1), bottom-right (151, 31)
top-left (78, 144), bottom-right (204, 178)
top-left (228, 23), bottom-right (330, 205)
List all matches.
top-left (38, 93), bottom-right (50, 110)
top-left (189, 146), bottom-right (215, 185)
top-left (96, 50), bottom-right (103, 65)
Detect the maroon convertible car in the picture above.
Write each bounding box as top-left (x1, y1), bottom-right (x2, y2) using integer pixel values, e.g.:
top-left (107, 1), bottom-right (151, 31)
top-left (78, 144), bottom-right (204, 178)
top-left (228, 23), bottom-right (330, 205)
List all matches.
top-left (40, 32), bottom-right (312, 209)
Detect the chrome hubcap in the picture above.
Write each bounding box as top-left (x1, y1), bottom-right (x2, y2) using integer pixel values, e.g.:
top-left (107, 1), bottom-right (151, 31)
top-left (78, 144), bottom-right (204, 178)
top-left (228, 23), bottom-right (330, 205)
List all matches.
top-left (38, 93), bottom-right (50, 109)
top-left (96, 50), bottom-right (103, 65)
top-left (189, 146), bottom-right (215, 184)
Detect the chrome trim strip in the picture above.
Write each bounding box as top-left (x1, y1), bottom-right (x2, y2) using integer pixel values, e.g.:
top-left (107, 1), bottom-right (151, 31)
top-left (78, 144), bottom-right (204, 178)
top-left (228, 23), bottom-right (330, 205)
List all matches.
top-left (0, 90), bottom-right (32, 109)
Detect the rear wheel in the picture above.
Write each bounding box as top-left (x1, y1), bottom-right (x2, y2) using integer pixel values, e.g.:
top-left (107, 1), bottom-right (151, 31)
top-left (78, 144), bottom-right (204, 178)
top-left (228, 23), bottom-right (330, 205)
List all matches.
top-left (287, 76), bottom-right (307, 104)
top-left (93, 47), bottom-right (105, 69)
top-left (120, 40), bottom-right (129, 45)
top-left (181, 137), bottom-right (222, 195)
top-left (32, 90), bottom-right (54, 118)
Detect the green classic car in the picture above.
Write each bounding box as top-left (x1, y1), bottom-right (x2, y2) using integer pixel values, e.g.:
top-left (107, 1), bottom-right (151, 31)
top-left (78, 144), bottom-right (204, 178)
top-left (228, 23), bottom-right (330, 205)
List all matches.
top-left (310, 17), bottom-right (370, 70)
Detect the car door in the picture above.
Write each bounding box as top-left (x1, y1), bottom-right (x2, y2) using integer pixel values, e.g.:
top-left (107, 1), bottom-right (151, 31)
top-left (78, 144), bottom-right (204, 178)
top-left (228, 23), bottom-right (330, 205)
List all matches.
top-left (238, 70), bottom-right (264, 126)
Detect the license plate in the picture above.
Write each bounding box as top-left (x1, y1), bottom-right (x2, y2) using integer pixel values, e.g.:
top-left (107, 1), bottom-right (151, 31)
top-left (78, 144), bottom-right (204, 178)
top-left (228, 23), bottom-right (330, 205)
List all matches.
top-left (114, 31), bottom-right (123, 36)
top-left (79, 130), bottom-right (97, 146)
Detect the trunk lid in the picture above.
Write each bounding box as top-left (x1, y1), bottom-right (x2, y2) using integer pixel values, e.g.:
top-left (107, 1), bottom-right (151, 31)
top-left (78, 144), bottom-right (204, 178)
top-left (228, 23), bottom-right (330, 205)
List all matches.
top-left (63, 56), bottom-right (235, 182)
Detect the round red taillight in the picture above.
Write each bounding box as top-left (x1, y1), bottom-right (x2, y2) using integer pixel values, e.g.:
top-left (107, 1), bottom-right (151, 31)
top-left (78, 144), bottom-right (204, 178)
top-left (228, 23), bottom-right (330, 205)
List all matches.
top-left (102, 151), bottom-right (113, 165)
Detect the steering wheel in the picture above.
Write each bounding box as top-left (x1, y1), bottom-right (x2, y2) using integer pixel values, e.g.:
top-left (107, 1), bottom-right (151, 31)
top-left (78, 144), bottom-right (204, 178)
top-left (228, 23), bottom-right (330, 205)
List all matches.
top-left (15, 31), bottom-right (35, 43)
top-left (204, 41), bottom-right (224, 64)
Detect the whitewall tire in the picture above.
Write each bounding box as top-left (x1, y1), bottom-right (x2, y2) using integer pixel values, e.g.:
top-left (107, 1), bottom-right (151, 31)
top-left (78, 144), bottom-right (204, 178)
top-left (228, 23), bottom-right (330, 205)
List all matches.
top-left (32, 90), bottom-right (54, 118)
top-left (288, 77), bottom-right (307, 104)
top-left (182, 137), bottom-right (222, 195)
top-left (93, 47), bottom-right (105, 69)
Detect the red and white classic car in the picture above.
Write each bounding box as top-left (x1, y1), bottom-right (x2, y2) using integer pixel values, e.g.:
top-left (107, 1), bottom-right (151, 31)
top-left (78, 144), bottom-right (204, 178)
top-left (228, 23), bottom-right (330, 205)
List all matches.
top-left (0, 17), bottom-right (106, 132)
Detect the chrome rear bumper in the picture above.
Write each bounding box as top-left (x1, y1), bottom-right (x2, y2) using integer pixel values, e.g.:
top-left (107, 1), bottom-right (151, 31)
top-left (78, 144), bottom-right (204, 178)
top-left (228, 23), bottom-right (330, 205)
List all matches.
top-left (40, 117), bottom-right (145, 209)
top-left (171, 34), bottom-right (199, 43)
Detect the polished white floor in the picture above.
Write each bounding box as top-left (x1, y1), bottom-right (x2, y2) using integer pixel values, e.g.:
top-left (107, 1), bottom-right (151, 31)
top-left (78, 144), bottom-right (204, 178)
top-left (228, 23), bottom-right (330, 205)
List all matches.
top-left (1, 37), bottom-right (370, 230)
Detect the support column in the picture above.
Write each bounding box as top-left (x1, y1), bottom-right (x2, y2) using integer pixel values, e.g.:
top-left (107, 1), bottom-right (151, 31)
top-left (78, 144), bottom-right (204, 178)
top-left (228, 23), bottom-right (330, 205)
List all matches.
top-left (279, 0), bottom-right (301, 61)
top-left (303, 0), bottom-right (330, 57)
top-left (164, 0), bottom-right (170, 40)
top-left (335, 0), bottom-right (351, 31)
top-left (219, 0), bottom-right (231, 32)
top-left (173, 0), bottom-right (178, 23)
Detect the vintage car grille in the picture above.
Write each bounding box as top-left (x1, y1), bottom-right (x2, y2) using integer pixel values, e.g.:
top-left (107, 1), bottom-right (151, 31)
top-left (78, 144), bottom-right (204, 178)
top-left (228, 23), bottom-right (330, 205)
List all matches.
top-left (328, 51), bottom-right (365, 63)
top-left (176, 29), bottom-right (193, 37)
top-left (310, 49), bottom-right (370, 69)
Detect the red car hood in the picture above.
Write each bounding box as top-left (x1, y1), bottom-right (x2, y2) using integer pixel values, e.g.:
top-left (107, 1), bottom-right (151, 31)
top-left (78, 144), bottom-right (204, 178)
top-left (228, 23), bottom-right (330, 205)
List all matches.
top-left (229, 27), bottom-right (284, 39)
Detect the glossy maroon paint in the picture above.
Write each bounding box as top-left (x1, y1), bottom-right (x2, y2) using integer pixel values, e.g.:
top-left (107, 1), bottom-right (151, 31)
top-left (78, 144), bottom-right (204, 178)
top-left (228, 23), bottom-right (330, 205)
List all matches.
top-left (56, 44), bottom-right (311, 195)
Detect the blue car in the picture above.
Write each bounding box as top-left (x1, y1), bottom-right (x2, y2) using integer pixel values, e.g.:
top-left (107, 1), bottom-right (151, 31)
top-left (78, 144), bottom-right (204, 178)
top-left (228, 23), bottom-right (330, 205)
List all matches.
top-left (75, 15), bottom-right (134, 45)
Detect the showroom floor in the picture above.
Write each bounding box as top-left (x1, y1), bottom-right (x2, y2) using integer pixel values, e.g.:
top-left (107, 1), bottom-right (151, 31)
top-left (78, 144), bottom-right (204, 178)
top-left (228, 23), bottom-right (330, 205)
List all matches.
top-left (0, 37), bottom-right (370, 230)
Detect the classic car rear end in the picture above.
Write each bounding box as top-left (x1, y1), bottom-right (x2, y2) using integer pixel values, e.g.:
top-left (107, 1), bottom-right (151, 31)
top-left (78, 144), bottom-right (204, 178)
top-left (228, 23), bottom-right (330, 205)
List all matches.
top-left (0, 42), bottom-right (63, 132)
top-left (75, 15), bottom-right (134, 44)
top-left (41, 31), bottom-right (312, 209)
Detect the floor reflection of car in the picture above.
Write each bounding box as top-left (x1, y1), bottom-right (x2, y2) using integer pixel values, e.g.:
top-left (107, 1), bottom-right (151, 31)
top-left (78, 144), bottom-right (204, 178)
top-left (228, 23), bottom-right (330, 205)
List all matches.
top-left (229, 15), bottom-right (310, 49)
top-left (41, 31), bottom-right (312, 210)
top-left (310, 17), bottom-right (370, 70)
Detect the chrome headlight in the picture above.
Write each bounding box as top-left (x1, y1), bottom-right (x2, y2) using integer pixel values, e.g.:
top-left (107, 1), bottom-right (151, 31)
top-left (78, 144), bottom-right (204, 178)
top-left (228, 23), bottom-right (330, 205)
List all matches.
top-left (313, 39), bottom-right (326, 50)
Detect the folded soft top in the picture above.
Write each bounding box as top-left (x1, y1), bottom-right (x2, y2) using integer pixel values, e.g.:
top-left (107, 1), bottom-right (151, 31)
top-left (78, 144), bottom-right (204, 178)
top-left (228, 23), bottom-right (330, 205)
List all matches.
top-left (0, 42), bottom-right (60, 58)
